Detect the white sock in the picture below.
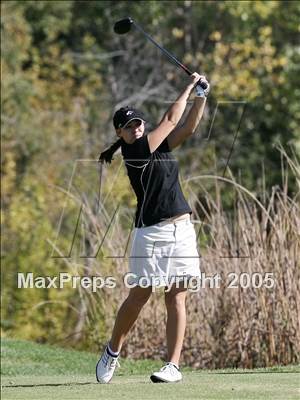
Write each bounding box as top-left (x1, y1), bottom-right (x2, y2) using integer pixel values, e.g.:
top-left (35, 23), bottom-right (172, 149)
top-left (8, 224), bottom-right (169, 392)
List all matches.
top-left (107, 342), bottom-right (119, 357)
top-left (167, 362), bottom-right (179, 370)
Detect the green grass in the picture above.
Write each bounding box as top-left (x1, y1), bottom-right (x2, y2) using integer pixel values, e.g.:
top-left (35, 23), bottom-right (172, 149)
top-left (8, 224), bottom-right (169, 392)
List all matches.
top-left (1, 338), bottom-right (299, 400)
top-left (1, 337), bottom-right (164, 377)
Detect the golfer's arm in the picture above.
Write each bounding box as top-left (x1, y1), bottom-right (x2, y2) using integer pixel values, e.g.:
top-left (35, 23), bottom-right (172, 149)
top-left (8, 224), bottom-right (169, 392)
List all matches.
top-left (147, 84), bottom-right (194, 153)
top-left (167, 96), bottom-right (206, 150)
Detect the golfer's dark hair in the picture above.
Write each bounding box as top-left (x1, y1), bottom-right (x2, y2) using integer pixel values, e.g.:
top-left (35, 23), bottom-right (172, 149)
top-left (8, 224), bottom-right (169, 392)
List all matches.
top-left (98, 139), bottom-right (122, 164)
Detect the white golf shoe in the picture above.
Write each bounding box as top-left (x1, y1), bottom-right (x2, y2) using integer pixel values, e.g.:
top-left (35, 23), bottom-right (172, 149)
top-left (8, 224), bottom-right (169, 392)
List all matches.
top-left (96, 345), bottom-right (120, 384)
top-left (150, 362), bottom-right (182, 383)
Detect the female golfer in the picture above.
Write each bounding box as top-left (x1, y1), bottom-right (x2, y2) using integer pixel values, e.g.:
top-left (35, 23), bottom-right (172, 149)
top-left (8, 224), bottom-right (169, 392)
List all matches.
top-left (96, 72), bottom-right (209, 383)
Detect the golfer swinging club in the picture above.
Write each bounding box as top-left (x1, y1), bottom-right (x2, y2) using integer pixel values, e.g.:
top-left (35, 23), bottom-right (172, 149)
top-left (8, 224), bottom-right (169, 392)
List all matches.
top-left (96, 72), bottom-right (210, 383)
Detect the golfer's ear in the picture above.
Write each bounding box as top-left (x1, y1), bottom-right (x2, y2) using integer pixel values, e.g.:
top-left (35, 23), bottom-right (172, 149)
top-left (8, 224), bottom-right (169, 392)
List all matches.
top-left (116, 128), bottom-right (122, 137)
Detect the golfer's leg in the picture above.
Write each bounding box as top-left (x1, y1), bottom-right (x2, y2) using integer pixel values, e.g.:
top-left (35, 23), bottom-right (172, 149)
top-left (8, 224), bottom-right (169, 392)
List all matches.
top-left (109, 286), bottom-right (152, 353)
top-left (164, 284), bottom-right (188, 366)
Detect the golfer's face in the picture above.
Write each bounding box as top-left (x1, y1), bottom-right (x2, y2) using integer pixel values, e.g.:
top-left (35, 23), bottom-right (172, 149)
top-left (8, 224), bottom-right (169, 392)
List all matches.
top-left (121, 119), bottom-right (145, 143)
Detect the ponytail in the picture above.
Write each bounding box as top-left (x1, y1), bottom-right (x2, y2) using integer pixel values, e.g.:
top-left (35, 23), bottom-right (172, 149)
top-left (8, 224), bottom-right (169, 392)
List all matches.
top-left (98, 139), bottom-right (122, 164)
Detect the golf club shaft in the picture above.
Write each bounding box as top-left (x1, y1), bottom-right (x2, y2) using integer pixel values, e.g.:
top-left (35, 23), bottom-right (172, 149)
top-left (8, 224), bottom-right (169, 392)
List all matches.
top-left (114, 17), bottom-right (207, 89)
top-left (133, 22), bottom-right (193, 76)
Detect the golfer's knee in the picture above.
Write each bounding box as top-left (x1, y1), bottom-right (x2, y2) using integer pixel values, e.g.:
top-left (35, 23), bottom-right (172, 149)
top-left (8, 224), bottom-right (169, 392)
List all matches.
top-left (165, 292), bottom-right (186, 309)
top-left (126, 287), bottom-right (152, 308)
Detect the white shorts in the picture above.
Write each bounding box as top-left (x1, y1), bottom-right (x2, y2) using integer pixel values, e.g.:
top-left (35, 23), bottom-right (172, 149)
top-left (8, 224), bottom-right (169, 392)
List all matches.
top-left (128, 217), bottom-right (201, 287)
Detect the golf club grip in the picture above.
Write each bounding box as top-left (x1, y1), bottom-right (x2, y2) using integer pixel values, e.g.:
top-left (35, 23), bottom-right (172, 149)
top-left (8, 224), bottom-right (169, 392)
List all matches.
top-left (149, 37), bottom-right (209, 90)
top-left (182, 67), bottom-right (208, 90)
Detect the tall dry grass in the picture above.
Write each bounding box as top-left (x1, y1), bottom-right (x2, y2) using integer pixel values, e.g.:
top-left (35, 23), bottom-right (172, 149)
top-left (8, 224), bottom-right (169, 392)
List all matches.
top-left (56, 146), bottom-right (300, 368)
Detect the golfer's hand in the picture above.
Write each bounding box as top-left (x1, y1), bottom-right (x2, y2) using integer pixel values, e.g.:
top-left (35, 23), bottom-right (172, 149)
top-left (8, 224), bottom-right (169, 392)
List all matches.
top-left (195, 76), bottom-right (210, 98)
top-left (189, 72), bottom-right (202, 86)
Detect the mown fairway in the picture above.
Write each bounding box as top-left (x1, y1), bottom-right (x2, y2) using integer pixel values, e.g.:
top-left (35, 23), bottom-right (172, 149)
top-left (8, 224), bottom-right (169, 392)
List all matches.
top-left (1, 339), bottom-right (299, 400)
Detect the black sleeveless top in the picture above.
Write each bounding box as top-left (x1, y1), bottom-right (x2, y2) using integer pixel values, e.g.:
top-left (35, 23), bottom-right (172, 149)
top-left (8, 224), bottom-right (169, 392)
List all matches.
top-left (121, 134), bottom-right (192, 228)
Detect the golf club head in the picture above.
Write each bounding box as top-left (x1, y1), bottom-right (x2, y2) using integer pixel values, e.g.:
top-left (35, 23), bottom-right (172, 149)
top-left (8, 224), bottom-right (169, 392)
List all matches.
top-left (114, 17), bottom-right (134, 34)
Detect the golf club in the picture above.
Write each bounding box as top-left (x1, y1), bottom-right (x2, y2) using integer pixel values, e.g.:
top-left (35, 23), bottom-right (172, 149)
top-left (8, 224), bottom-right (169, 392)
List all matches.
top-left (114, 17), bottom-right (208, 90)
